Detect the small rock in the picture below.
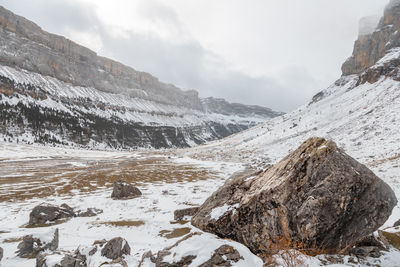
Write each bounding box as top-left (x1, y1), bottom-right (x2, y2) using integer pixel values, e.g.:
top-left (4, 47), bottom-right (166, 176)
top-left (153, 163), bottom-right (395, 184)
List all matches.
top-left (393, 219), bottom-right (400, 227)
top-left (111, 180), bottom-right (142, 200)
top-left (17, 229), bottom-right (59, 258)
top-left (101, 237), bottom-right (131, 260)
top-left (199, 245), bottom-right (243, 267)
top-left (351, 246), bottom-right (382, 258)
top-left (29, 203), bottom-right (75, 225)
top-left (0, 247), bottom-right (3, 262)
top-left (99, 258), bottom-right (128, 267)
top-left (76, 208), bottom-right (103, 217)
top-left (355, 234), bottom-right (388, 251)
top-left (174, 207), bottom-right (200, 221)
top-left (36, 252), bottom-right (84, 267)
top-left (348, 256), bottom-right (358, 264)
top-left (93, 239), bottom-right (107, 246)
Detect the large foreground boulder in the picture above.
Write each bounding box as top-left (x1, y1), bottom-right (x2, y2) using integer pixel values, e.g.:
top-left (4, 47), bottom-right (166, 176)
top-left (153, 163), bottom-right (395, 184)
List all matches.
top-left (191, 137), bottom-right (397, 255)
top-left (111, 180), bottom-right (142, 200)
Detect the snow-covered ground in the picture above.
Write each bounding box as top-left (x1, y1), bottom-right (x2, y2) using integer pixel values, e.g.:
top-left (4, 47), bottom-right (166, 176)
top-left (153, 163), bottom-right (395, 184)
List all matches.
top-left (0, 143), bottom-right (267, 266)
top-left (2, 60), bottom-right (400, 266)
top-left (1, 135), bottom-right (400, 266)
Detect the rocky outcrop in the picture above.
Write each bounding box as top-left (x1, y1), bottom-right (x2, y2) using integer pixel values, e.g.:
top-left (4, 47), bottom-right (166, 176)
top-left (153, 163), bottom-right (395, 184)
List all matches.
top-left (111, 180), bottom-right (142, 200)
top-left (342, 0), bottom-right (400, 76)
top-left (191, 137), bottom-right (397, 255)
top-left (29, 204), bottom-right (75, 225)
top-left (101, 237), bottom-right (131, 260)
top-left (17, 229), bottom-right (59, 258)
top-left (173, 207), bottom-right (199, 221)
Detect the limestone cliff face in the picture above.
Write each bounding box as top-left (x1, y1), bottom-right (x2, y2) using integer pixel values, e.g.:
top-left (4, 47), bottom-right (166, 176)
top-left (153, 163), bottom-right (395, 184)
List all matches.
top-left (0, 6), bottom-right (282, 149)
top-left (0, 6), bottom-right (201, 110)
top-left (342, 0), bottom-right (400, 76)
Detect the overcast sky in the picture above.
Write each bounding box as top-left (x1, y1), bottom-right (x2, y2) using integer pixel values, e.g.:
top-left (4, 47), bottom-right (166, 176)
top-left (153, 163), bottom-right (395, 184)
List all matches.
top-left (2, 0), bottom-right (388, 111)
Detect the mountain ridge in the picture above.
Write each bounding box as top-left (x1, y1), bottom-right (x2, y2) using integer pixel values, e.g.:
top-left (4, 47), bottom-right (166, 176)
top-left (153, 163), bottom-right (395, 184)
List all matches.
top-left (0, 6), bottom-right (282, 149)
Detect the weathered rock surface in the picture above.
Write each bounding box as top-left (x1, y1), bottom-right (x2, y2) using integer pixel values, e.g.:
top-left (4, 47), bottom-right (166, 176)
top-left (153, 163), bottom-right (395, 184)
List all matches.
top-left (139, 233), bottom-right (245, 267)
top-left (29, 203), bottom-right (75, 225)
top-left (29, 203), bottom-right (103, 225)
top-left (380, 231), bottom-right (400, 249)
top-left (111, 180), bottom-right (142, 200)
top-left (101, 237), bottom-right (131, 260)
top-left (76, 208), bottom-right (103, 217)
top-left (198, 245), bottom-right (243, 267)
top-left (36, 252), bottom-right (85, 267)
top-left (191, 137), bottom-right (397, 255)
top-left (173, 207), bottom-right (199, 221)
top-left (17, 229), bottom-right (59, 258)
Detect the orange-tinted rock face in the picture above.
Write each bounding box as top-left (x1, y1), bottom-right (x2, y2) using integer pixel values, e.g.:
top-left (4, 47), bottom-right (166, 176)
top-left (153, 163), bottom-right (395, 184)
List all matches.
top-left (342, 2), bottom-right (400, 76)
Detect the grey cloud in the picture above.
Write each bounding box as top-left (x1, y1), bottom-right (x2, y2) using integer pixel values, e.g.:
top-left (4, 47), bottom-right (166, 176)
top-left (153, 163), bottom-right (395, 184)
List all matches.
top-left (1, 0), bottom-right (99, 33)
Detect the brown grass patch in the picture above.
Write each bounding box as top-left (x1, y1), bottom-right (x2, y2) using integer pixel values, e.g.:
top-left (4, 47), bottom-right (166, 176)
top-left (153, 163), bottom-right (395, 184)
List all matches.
top-left (159, 227), bottom-right (191, 239)
top-left (91, 220), bottom-right (145, 228)
top-left (0, 156), bottom-right (218, 202)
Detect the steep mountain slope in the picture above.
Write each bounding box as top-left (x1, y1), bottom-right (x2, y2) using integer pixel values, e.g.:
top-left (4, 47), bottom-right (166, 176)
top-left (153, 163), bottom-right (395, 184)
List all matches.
top-left (183, 0), bottom-right (400, 226)
top-left (0, 6), bottom-right (282, 149)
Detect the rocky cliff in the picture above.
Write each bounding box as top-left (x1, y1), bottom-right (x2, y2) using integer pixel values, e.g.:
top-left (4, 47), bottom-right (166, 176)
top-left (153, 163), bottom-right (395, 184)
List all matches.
top-left (342, 0), bottom-right (400, 77)
top-left (0, 6), bottom-right (281, 149)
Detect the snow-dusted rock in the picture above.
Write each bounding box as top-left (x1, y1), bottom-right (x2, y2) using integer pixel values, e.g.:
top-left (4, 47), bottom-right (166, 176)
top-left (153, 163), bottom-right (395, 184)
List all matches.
top-left (198, 245), bottom-right (243, 267)
top-left (111, 180), bottom-right (142, 200)
top-left (76, 208), bottom-right (103, 217)
top-left (36, 252), bottom-right (85, 267)
top-left (173, 207), bottom-right (199, 221)
top-left (192, 138), bottom-right (397, 256)
top-left (139, 232), bottom-right (262, 267)
top-left (29, 203), bottom-right (75, 225)
top-left (17, 229), bottom-right (59, 258)
top-left (101, 237), bottom-right (131, 260)
top-left (0, 246), bottom-right (3, 262)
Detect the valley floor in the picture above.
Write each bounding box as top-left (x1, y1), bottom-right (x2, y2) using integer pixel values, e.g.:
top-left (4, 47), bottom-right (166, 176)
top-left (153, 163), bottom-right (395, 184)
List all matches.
top-left (0, 141), bottom-right (400, 266)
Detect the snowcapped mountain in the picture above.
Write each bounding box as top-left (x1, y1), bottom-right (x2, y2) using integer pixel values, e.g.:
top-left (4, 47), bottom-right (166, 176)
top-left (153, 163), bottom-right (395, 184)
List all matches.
top-left (0, 6), bottom-right (282, 149)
